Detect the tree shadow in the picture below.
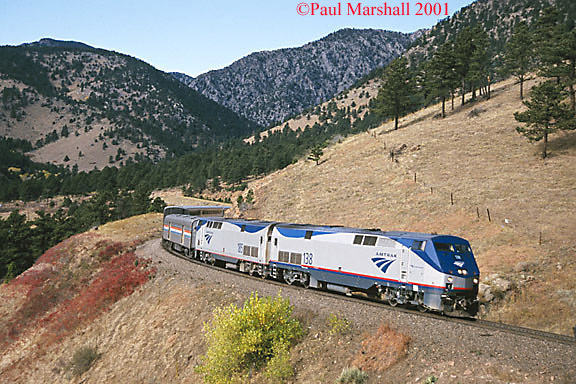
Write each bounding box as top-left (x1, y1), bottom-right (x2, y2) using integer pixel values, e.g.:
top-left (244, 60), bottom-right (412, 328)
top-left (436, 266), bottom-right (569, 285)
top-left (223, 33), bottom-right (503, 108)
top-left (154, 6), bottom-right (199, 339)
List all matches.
top-left (547, 131), bottom-right (576, 155)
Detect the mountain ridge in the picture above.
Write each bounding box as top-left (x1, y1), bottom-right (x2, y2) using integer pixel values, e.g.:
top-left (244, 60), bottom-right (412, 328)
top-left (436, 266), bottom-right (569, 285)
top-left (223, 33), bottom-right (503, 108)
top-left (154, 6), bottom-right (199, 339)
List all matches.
top-left (0, 44), bottom-right (261, 171)
top-left (174, 28), bottom-right (415, 126)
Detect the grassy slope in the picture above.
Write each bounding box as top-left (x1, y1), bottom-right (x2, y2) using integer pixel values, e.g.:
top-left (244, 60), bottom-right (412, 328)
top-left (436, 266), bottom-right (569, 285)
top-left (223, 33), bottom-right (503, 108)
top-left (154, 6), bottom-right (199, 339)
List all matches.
top-left (244, 77), bottom-right (576, 335)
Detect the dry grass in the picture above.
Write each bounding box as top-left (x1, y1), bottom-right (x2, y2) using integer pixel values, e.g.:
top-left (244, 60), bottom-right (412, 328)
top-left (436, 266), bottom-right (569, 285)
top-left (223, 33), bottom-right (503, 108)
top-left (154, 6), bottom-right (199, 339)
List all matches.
top-left (150, 188), bottom-right (230, 208)
top-left (92, 212), bottom-right (163, 243)
top-left (351, 324), bottom-right (410, 373)
top-left (244, 77), bottom-right (576, 334)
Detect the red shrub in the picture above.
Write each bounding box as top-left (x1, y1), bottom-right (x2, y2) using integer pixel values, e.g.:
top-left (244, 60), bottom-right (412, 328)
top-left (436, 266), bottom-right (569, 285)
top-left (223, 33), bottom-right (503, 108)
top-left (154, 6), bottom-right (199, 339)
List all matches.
top-left (43, 251), bottom-right (155, 341)
top-left (1, 234), bottom-right (155, 349)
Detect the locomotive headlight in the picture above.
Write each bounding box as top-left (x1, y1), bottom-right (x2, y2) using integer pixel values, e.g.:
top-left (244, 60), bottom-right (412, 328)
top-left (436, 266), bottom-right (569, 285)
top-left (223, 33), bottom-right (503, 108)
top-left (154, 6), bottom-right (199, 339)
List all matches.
top-left (457, 269), bottom-right (462, 274)
top-left (462, 269), bottom-right (468, 275)
top-left (473, 278), bottom-right (479, 284)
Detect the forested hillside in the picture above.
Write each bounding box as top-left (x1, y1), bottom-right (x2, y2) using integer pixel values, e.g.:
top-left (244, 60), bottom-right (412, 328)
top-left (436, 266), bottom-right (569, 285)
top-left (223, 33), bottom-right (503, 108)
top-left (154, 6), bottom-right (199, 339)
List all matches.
top-left (406, 0), bottom-right (576, 66)
top-left (0, 43), bottom-right (261, 170)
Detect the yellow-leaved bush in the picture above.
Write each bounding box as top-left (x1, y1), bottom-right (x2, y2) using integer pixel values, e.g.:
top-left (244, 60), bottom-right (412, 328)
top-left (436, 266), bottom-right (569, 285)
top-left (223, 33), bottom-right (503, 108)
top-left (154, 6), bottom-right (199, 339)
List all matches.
top-left (196, 292), bottom-right (303, 384)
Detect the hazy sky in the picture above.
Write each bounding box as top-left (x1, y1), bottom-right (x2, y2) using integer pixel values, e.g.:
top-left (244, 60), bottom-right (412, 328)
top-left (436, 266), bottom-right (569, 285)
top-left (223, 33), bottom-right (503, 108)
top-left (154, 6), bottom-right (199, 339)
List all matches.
top-left (1, 0), bottom-right (476, 77)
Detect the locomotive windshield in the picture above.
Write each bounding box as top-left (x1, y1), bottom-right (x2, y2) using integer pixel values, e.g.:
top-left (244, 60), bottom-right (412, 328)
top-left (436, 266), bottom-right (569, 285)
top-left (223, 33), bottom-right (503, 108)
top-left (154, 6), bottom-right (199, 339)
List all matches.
top-left (434, 242), bottom-right (472, 254)
top-left (434, 242), bottom-right (454, 252)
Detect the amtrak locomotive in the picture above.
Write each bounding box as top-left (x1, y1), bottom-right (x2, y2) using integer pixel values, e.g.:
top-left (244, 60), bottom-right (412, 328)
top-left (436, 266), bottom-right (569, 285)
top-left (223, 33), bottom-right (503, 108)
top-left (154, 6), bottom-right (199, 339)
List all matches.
top-left (162, 206), bottom-right (480, 316)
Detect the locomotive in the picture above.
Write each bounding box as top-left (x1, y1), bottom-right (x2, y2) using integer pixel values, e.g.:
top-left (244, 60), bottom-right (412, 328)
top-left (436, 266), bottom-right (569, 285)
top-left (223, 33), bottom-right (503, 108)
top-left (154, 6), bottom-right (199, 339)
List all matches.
top-left (162, 206), bottom-right (480, 316)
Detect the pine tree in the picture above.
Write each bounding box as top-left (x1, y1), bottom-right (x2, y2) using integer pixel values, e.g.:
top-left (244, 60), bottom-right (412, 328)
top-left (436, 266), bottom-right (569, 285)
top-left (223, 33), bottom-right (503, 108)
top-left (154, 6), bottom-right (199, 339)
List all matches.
top-left (533, 7), bottom-right (576, 111)
top-left (307, 145), bottom-right (324, 165)
top-left (504, 21), bottom-right (535, 99)
top-left (467, 26), bottom-right (490, 100)
top-left (453, 27), bottom-right (475, 105)
top-left (374, 57), bottom-right (416, 130)
top-left (514, 80), bottom-right (574, 158)
top-left (427, 42), bottom-right (458, 117)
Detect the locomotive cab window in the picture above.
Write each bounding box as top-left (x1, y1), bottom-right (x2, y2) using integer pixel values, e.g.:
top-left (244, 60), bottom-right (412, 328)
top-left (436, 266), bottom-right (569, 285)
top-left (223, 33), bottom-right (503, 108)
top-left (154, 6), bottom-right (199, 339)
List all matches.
top-left (412, 240), bottom-right (426, 251)
top-left (434, 242), bottom-right (454, 252)
top-left (304, 231), bottom-right (313, 240)
top-left (353, 235), bottom-right (363, 245)
top-left (454, 244), bottom-right (471, 254)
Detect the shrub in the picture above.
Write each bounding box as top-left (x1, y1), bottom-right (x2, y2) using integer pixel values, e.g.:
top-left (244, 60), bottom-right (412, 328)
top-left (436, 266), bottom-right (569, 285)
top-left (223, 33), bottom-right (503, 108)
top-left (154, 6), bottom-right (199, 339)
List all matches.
top-left (68, 346), bottom-right (100, 376)
top-left (336, 367), bottom-right (369, 384)
top-left (196, 293), bottom-right (303, 384)
top-left (351, 324), bottom-right (410, 373)
top-left (328, 313), bottom-right (351, 336)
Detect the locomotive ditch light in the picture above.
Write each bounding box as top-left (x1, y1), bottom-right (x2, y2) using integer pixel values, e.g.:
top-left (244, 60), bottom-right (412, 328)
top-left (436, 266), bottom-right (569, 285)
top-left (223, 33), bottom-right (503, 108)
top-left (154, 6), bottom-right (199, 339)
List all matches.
top-left (447, 276), bottom-right (453, 283)
top-left (473, 278), bottom-right (479, 284)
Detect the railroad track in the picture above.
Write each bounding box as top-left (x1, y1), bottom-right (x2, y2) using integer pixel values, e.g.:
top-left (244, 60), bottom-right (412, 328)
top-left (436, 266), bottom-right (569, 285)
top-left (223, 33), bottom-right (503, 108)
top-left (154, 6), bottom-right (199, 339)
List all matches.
top-left (161, 242), bottom-right (575, 346)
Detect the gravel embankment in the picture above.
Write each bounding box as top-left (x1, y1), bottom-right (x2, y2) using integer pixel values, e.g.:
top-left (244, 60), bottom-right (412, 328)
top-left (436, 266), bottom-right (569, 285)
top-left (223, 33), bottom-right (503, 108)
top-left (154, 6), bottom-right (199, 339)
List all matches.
top-left (141, 239), bottom-right (576, 383)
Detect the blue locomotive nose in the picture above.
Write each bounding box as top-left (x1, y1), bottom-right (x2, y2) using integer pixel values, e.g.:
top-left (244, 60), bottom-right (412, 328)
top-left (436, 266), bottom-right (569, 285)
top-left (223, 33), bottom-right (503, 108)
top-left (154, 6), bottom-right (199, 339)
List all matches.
top-left (432, 238), bottom-right (480, 277)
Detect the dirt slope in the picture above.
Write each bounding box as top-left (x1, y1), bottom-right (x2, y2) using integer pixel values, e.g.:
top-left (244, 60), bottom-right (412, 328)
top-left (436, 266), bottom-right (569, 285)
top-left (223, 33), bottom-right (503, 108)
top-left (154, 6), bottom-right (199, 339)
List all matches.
top-left (241, 77), bottom-right (576, 335)
top-left (2, 233), bottom-right (574, 384)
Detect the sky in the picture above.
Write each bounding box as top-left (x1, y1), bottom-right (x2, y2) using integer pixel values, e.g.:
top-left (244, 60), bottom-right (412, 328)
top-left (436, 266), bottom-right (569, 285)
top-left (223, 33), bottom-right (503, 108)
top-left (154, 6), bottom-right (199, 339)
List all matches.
top-left (0, 0), bottom-right (476, 77)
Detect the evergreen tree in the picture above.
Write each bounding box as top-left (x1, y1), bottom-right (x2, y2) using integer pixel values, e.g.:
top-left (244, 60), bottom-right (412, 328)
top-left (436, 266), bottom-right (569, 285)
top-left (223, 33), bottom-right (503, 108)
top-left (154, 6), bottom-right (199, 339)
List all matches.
top-left (514, 80), bottom-right (574, 158)
top-left (533, 7), bottom-right (576, 111)
top-left (374, 57), bottom-right (416, 130)
top-left (427, 42), bottom-right (458, 117)
top-left (453, 27), bottom-right (476, 105)
top-left (504, 21), bottom-right (535, 100)
top-left (467, 26), bottom-right (490, 100)
top-left (307, 145), bottom-right (324, 166)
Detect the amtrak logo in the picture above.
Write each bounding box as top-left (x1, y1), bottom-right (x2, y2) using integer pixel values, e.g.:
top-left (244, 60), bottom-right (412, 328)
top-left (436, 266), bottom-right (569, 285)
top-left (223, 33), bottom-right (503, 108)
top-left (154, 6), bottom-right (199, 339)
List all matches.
top-left (204, 233), bottom-right (213, 244)
top-left (371, 257), bottom-right (395, 274)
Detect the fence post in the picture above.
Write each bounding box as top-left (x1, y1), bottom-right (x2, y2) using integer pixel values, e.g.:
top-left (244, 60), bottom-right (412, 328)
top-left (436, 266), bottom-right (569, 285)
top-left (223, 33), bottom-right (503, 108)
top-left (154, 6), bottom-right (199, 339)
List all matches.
top-left (487, 208), bottom-right (491, 222)
top-left (450, 193), bottom-right (454, 205)
top-left (539, 231), bottom-right (542, 246)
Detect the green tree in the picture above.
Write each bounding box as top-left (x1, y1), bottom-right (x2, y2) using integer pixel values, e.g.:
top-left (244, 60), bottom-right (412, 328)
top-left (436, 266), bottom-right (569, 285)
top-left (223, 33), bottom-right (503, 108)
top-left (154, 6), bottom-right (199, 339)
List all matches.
top-left (453, 27), bottom-right (476, 105)
top-left (374, 57), bottom-right (416, 129)
top-left (467, 26), bottom-right (490, 100)
top-left (514, 80), bottom-right (574, 158)
top-left (307, 144), bottom-right (324, 165)
top-left (533, 7), bottom-right (576, 111)
top-left (427, 42), bottom-right (458, 117)
top-left (505, 21), bottom-right (535, 100)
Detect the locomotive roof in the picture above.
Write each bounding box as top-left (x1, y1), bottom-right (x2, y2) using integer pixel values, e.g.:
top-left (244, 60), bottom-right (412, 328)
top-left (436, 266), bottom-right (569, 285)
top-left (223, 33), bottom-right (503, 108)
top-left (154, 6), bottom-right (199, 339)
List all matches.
top-left (164, 213), bottom-right (465, 241)
top-left (273, 222), bottom-right (452, 240)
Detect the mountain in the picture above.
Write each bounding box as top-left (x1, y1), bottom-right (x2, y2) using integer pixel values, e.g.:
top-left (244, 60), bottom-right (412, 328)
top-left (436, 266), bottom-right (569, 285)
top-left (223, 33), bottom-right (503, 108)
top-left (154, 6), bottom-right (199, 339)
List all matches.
top-left (20, 38), bottom-right (94, 50)
top-left (405, 0), bottom-right (576, 65)
top-left (0, 43), bottom-right (261, 171)
top-left (174, 28), bottom-right (414, 126)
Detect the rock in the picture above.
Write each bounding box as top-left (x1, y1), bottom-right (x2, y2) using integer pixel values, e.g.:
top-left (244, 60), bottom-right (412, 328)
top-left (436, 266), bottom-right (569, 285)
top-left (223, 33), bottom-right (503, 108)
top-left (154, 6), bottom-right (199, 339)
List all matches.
top-left (514, 261), bottom-right (537, 273)
top-left (478, 284), bottom-right (494, 303)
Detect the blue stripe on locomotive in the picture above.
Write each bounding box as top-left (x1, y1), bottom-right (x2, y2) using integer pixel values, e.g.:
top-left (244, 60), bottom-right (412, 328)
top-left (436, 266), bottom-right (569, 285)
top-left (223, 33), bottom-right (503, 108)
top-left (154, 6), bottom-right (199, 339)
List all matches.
top-left (276, 227), bottom-right (332, 238)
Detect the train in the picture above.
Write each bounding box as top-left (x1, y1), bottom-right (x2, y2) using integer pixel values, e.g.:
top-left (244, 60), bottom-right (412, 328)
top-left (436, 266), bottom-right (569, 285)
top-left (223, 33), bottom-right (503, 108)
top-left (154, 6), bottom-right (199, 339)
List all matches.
top-left (162, 206), bottom-right (480, 317)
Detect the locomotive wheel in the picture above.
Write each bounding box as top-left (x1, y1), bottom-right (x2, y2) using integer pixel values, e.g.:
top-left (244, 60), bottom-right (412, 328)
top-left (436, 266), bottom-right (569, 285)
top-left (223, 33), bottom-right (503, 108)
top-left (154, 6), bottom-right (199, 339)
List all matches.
top-left (417, 304), bottom-right (428, 313)
top-left (388, 297), bottom-right (398, 307)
